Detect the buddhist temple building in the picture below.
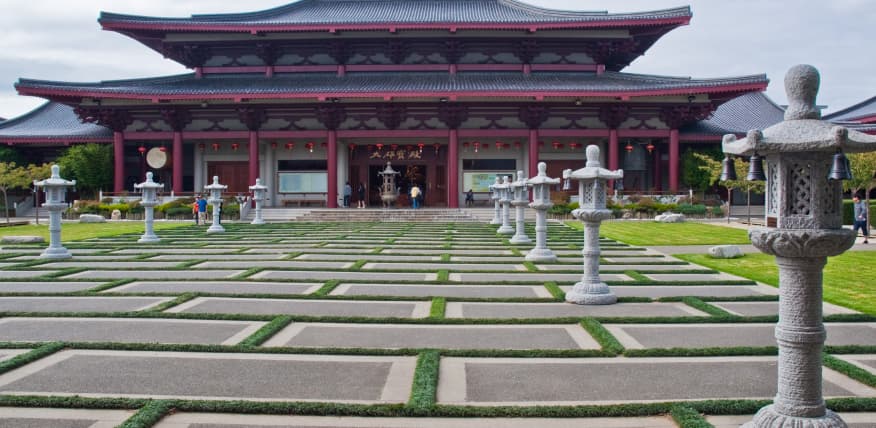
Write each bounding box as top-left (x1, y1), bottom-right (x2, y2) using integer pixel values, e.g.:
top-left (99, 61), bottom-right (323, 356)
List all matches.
top-left (0, 0), bottom-right (784, 207)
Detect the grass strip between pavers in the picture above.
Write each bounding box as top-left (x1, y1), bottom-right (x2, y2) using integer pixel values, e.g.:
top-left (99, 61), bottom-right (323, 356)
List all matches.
top-left (238, 316), bottom-right (294, 347)
top-left (117, 399), bottom-right (175, 428)
top-left (429, 297), bottom-right (446, 320)
top-left (670, 405), bottom-right (713, 428)
top-left (543, 281), bottom-right (565, 300)
top-left (823, 353), bottom-right (876, 388)
top-left (311, 279), bottom-right (341, 297)
top-left (682, 297), bottom-right (737, 318)
top-left (581, 318), bottom-right (624, 355)
top-left (144, 293), bottom-right (196, 312)
top-left (408, 350), bottom-right (440, 411)
top-left (0, 342), bottom-right (63, 375)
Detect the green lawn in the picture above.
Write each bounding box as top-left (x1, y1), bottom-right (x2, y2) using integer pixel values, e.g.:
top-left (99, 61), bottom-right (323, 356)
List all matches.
top-left (677, 252), bottom-right (876, 315)
top-left (0, 221), bottom-right (191, 242)
top-left (565, 221), bottom-right (751, 246)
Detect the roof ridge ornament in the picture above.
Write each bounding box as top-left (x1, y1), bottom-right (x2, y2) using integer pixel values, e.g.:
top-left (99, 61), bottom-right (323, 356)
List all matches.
top-left (783, 64), bottom-right (821, 121)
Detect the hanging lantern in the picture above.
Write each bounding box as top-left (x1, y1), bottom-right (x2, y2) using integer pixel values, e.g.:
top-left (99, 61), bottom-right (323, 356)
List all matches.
top-left (159, 146), bottom-right (167, 152)
top-left (197, 143), bottom-right (205, 153)
top-left (137, 145), bottom-right (147, 155)
top-left (463, 142), bottom-right (470, 151)
top-left (320, 142), bottom-right (327, 149)
top-left (538, 141), bottom-right (545, 148)
top-left (433, 143), bottom-right (440, 154)
top-left (417, 143), bottom-right (425, 154)
top-left (503, 143), bottom-right (511, 150)
top-left (496, 141), bottom-right (503, 150)
top-left (390, 144), bottom-right (399, 151)
top-left (473, 142), bottom-right (480, 153)
top-left (552, 141), bottom-right (563, 150)
top-left (211, 143), bottom-right (220, 151)
top-left (285, 142), bottom-right (295, 151)
top-left (367, 144), bottom-right (374, 152)
top-left (349, 143), bottom-right (357, 153)
top-left (231, 143), bottom-right (240, 151)
top-left (376, 143), bottom-right (384, 152)
top-left (646, 142), bottom-right (655, 153)
top-left (270, 142), bottom-right (278, 150)
top-left (625, 142), bottom-right (634, 153)
top-left (306, 142), bottom-right (315, 153)
top-left (569, 143), bottom-right (582, 150)
top-left (514, 141), bottom-right (521, 150)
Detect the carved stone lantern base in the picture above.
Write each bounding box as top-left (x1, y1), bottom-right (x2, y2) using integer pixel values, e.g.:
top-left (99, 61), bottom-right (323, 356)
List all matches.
top-left (40, 246), bottom-right (72, 260)
top-left (743, 406), bottom-right (846, 428)
top-left (525, 247), bottom-right (557, 263)
top-left (207, 224), bottom-right (226, 234)
top-left (565, 282), bottom-right (617, 305)
top-left (251, 218), bottom-right (266, 225)
top-left (137, 235), bottom-right (160, 244)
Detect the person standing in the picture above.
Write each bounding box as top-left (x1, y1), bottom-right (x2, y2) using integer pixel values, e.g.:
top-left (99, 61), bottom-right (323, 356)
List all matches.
top-left (853, 194), bottom-right (869, 244)
top-left (465, 189), bottom-right (474, 207)
top-left (197, 195), bottom-right (208, 226)
top-left (357, 182), bottom-right (366, 208)
top-left (410, 184), bottom-right (421, 209)
top-left (192, 198), bottom-right (200, 225)
top-left (343, 182), bottom-right (352, 208)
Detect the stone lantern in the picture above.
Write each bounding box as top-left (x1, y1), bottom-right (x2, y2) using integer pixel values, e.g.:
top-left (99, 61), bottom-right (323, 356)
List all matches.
top-left (33, 164), bottom-right (76, 259)
top-left (509, 170), bottom-right (532, 244)
top-left (488, 176), bottom-right (502, 225)
top-left (495, 176), bottom-right (514, 235)
top-left (204, 176), bottom-right (228, 234)
top-left (134, 172), bottom-right (163, 243)
top-left (724, 65), bottom-right (876, 428)
top-left (248, 178), bottom-right (268, 225)
top-left (526, 162), bottom-right (560, 262)
top-left (564, 145), bottom-right (623, 305)
top-left (378, 161), bottom-right (400, 208)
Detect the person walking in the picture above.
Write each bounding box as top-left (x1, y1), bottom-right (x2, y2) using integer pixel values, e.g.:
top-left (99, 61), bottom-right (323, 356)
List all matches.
top-left (465, 189), bottom-right (474, 207)
top-left (853, 194), bottom-right (869, 244)
top-left (410, 184), bottom-right (421, 209)
top-left (357, 182), bottom-right (366, 208)
top-left (197, 195), bottom-right (208, 226)
top-left (192, 198), bottom-right (200, 225)
top-left (343, 182), bottom-right (352, 208)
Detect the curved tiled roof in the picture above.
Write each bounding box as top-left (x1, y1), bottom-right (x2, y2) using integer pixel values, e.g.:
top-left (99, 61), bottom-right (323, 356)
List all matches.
top-left (100, 0), bottom-right (691, 27)
top-left (824, 95), bottom-right (876, 123)
top-left (17, 72), bottom-right (768, 100)
top-left (680, 92), bottom-right (785, 135)
top-left (0, 102), bottom-right (111, 142)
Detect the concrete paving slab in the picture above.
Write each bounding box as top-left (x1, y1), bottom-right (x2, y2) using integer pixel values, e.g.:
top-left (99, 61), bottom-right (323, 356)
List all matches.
top-left (0, 350), bottom-right (28, 362)
top-left (192, 261), bottom-right (353, 269)
top-left (0, 317), bottom-right (265, 345)
top-left (37, 261), bottom-right (184, 269)
top-left (62, 270), bottom-right (247, 280)
top-left (5, 255), bottom-right (142, 262)
top-left (643, 273), bottom-right (748, 282)
top-left (154, 413), bottom-right (676, 428)
top-left (0, 297), bottom-right (172, 313)
top-left (263, 323), bottom-right (597, 350)
top-left (111, 248), bottom-right (243, 254)
top-left (106, 281), bottom-right (322, 295)
top-left (602, 257), bottom-right (680, 263)
top-left (552, 250), bottom-right (650, 256)
top-left (437, 356), bottom-right (875, 405)
top-left (244, 248), bottom-right (371, 254)
top-left (538, 264), bottom-right (709, 272)
top-left (0, 281), bottom-right (106, 293)
top-left (298, 254), bottom-right (441, 262)
top-left (0, 350), bottom-right (416, 403)
top-left (0, 271), bottom-right (60, 279)
top-left (445, 302), bottom-right (707, 319)
top-left (560, 284), bottom-right (779, 298)
top-left (448, 273), bottom-right (631, 283)
top-left (707, 413), bottom-right (876, 428)
top-left (383, 249), bottom-right (513, 255)
top-left (450, 256), bottom-right (526, 262)
top-left (331, 283), bottom-right (552, 298)
top-left (151, 254), bottom-right (288, 261)
top-left (166, 297), bottom-right (432, 318)
top-left (0, 407), bottom-right (136, 428)
top-left (711, 301), bottom-right (859, 317)
top-left (604, 323), bottom-right (876, 349)
top-left (363, 262), bottom-right (526, 272)
top-left (251, 271), bottom-right (437, 282)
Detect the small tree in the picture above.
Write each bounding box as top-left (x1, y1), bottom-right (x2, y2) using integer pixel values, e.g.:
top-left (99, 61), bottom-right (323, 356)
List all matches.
top-left (694, 153), bottom-right (766, 223)
top-left (681, 147), bottom-right (722, 194)
top-left (843, 152), bottom-right (876, 230)
top-left (57, 144), bottom-right (113, 199)
top-left (0, 146), bottom-right (24, 165)
top-left (0, 162), bottom-right (51, 224)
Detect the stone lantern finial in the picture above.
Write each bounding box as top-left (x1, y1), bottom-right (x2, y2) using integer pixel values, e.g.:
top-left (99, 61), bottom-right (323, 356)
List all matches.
top-left (146, 172), bottom-right (154, 181)
top-left (784, 64), bottom-right (821, 121)
top-left (50, 164), bottom-right (60, 178)
top-left (537, 162), bottom-right (547, 175)
top-left (585, 145), bottom-right (601, 167)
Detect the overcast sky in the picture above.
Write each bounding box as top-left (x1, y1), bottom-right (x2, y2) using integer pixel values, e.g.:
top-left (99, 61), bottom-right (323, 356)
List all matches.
top-left (1, 0), bottom-right (873, 120)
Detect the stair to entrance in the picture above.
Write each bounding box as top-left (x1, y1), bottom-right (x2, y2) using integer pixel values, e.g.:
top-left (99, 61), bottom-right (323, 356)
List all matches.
top-left (247, 208), bottom-right (482, 222)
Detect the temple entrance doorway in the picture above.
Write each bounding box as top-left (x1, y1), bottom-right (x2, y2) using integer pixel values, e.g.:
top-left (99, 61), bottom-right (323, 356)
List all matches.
top-left (207, 162), bottom-right (249, 194)
top-left (366, 163), bottom-right (445, 207)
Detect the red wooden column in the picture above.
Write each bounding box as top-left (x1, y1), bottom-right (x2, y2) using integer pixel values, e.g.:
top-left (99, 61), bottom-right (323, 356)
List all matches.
top-left (448, 129), bottom-right (459, 208)
top-left (668, 129), bottom-right (680, 192)
top-left (608, 129), bottom-right (619, 171)
top-left (528, 129), bottom-right (539, 179)
top-left (172, 131), bottom-right (184, 193)
top-left (248, 131), bottom-right (259, 187)
top-left (327, 130), bottom-right (338, 208)
top-left (113, 131), bottom-right (125, 193)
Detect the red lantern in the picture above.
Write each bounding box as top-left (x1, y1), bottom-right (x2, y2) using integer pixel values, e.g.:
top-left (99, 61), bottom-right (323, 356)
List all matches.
top-left (406, 145), bottom-right (414, 152)
top-left (285, 142), bottom-right (294, 151)
top-left (349, 143), bottom-right (357, 152)
top-left (270, 142), bottom-right (278, 150)
top-left (212, 143), bottom-right (220, 151)
top-left (197, 143), bottom-right (205, 152)
top-left (552, 141), bottom-right (563, 150)
top-left (417, 143), bottom-right (425, 154)
top-left (433, 143), bottom-right (440, 154)
top-left (320, 142), bottom-right (327, 149)
top-left (503, 143), bottom-right (511, 149)
top-left (231, 143), bottom-right (240, 151)
top-left (473, 142), bottom-right (480, 153)
top-left (390, 144), bottom-right (399, 151)
top-left (646, 142), bottom-right (655, 153)
top-left (625, 142), bottom-right (634, 153)
top-left (463, 142), bottom-right (470, 151)
top-left (367, 144), bottom-right (374, 152)
top-left (159, 146), bottom-right (167, 152)
top-left (570, 143), bottom-right (582, 150)
top-left (376, 143), bottom-right (384, 152)
top-left (538, 141), bottom-right (545, 148)
top-left (305, 142), bottom-right (315, 153)
top-left (496, 141), bottom-right (503, 150)
top-left (514, 141), bottom-right (521, 149)
top-left (137, 145), bottom-right (146, 155)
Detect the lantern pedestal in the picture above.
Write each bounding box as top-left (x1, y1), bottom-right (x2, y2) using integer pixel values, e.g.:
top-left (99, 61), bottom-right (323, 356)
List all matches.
top-left (525, 162), bottom-right (561, 262)
top-left (496, 176), bottom-right (514, 235)
top-left (566, 209), bottom-right (617, 305)
top-left (135, 172), bottom-right (163, 243)
top-left (489, 177), bottom-right (502, 225)
top-left (509, 171), bottom-right (531, 245)
top-left (41, 202), bottom-right (71, 259)
top-left (249, 178), bottom-right (268, 225)
top-left (137, 206), bottom-right (160, 243)
top-left (204, 176), bottom-right (228, 234)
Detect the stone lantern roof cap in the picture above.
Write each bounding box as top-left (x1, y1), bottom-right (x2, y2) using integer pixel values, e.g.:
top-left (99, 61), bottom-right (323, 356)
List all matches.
top-left (378, 161), bottom-right (399, 175)
top-left (567, 145), bottom-right (623, 180)
top-left (204, 175), bottom-right (228, 190)
top-left (494, 175), bottom-right (512, 189)
top-left (723, 64), bottom-right (876, 157)
top-left (249, 178), bottom-right (268, 191)
top-left (34, 164), bottom-right (76, 187)
top-left (134, 171), bottom-right (163, 190)
top-left (528, 162), bottom-right (560, 185)
top-left (511, 170), bottom-right (529, 188)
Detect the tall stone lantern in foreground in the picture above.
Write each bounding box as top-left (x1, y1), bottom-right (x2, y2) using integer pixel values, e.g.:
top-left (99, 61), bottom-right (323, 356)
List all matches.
top-left (34, 165), bottom-right (75, 259)
top-left (509, 170), bottom-right (532, 244)
top-left (488, 176), bottom-right (502, 225)
top-left (526, 162), bottom-right (560, 262)
top-left (249, 178), bottom-right (268, 225)
top-left (496, 176), bottom-right (514, 235)
top-left (564, 145), bottom-right (623, 305)
top-left (134, 172), bottom-right (163, 243)
top-left (723, 65), bottom-right (876, 428)
top-left (204, 176), bottom-right (228, 234)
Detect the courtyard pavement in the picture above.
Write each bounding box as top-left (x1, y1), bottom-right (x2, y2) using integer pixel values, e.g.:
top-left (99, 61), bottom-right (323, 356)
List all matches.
top-left (0, 220), bottom-right (874, 427)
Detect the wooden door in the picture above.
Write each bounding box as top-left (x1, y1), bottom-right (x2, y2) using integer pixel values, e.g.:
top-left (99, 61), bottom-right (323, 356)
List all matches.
top-left (207, 162), bottom-right (249, 194)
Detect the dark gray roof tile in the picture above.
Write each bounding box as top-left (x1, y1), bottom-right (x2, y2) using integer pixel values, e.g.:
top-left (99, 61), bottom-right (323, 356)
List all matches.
top-left (0, 102), bottom-right (111, 141)
top-left (824, 95), bottom-right (876, 122)
top-left (682, 92), bottom-right (785, 135)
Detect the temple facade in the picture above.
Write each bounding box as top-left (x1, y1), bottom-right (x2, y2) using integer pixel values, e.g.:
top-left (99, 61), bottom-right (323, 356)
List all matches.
top-left (2, 0), bottom-right (779, 208)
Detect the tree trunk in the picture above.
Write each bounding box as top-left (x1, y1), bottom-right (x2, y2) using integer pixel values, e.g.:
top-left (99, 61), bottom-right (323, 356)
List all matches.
top-left (1, 188), bottom-right (8, 224)
top-left (746, 188), bottom-right (752, 225)
top-left (727, 187), bottom-right (733, 224)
